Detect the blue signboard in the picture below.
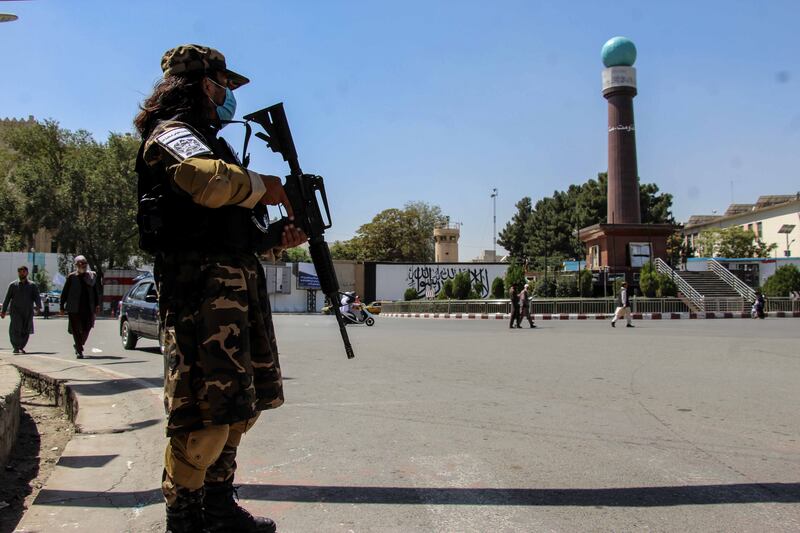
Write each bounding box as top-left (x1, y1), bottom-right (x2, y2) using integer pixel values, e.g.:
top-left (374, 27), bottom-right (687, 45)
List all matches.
top-left (297, 263), bottom-right (321, 290)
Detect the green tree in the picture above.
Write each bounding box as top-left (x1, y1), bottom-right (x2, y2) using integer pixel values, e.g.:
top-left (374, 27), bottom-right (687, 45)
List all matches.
top-left (639, 182), bottom-right (675, 224)
top-left (490, 277), bottom-right (505, 298)
top-left (525, 192), bottom-right (574, 275)
top-left (556, 274), bottom-right (578, 297)
top-left (504, 263), bottom-right (526, 294)
top-left (472, 280), bottom-right (485, 299)
top-left (577, 269), bottom-right (593, 297)
top-left (534, 277), bottom-right (556, 297)
top-left (404, 288), bottom-right (419, 301)
top-left (442, 279), bottom-right (454, 298)
top-left (329, 239), bottom-right (363, 260)
top-left (0, 120), bottom-right (141, 279)
top-left (639, 262), bottom-right (658, 297)
top-left (330, 202), bottom-right (446, 262)
top-left (497, 197), bottom-right (532, 259)
top-left (32, 268), bottom-right (51, 294)
top-left (281, 247), bottom-right (311, 262)
top-left (403, 201), bottom-right (448, 262)
top-left (762, 265), bottom-right (800, 297)
top-left (452, 271), bottom-right (472, 299)
top-left (665, 230), bottom-right (692, 267)
top-left (500, 173), bottom-right (674, 264)
top-left (53, 132), bottom-right (141, 281)
top-left (655, 272), bottom-right (678, 297)
top-left (695, 227), bottom-right (776, 258)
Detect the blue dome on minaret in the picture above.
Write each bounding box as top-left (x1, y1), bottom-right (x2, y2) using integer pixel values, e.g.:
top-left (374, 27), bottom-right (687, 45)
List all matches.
top-left (602, 36), bottom-right (637, 67)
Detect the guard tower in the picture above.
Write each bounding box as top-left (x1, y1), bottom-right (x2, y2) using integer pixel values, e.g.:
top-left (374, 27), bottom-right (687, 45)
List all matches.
top-left (434, 221), bottom-right (460, 263)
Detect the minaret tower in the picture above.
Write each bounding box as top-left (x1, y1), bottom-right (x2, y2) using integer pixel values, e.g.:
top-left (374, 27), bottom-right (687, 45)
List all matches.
top-left (602, 36), bottom-right (640, 224)
top-left (578, 36), bottom-right (675, 282)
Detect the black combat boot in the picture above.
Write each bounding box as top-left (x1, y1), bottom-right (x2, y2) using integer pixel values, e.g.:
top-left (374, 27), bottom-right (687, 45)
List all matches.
top-left (165, 487), bottom-right (208, 533)
top-left (203, 481), bottom-right (276, 533)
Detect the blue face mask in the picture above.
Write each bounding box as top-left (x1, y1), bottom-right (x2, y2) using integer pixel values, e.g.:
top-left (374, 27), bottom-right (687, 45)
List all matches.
top-left (207, 78), bottom-right (237, 125)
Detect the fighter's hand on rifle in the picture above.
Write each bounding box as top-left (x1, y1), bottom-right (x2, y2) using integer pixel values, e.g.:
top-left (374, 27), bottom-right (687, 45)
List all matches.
top-left (259, 174), bottom-right (308, 248)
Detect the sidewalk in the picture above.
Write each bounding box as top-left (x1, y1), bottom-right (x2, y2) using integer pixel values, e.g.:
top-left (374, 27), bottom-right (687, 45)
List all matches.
top-left (0, 353), bottom-right (164, 532)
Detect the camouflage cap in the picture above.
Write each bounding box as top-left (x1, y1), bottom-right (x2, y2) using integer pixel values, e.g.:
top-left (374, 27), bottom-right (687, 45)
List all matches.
top-left (161, 44), bottom-right (250, 89)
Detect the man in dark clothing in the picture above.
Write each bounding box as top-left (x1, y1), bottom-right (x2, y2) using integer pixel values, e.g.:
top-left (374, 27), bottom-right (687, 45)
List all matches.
top-left (509, 284), bottom-right (520, 328)
top-left (517, 283), bottom-right (536, 328)
top-left (60, 255), bottom-right (102, 358)
top-left (1, 266), bottom-right (41, 354)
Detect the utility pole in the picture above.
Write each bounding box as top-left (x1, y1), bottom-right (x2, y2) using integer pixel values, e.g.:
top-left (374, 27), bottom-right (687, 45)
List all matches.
top-left (491, 188), bottom-right (498, 260)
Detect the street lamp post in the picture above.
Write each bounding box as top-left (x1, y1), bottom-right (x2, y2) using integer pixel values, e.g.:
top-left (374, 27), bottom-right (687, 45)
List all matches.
top-left (778, 224), bottom-right (796, 258)
top-left (490, 188), bottom-right (498, 260)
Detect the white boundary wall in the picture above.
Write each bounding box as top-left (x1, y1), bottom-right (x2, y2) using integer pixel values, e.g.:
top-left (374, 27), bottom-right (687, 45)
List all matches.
top-left (0, 252), bottom-right (61, 298)
top-left (375, 263), bottom-right (509, 301)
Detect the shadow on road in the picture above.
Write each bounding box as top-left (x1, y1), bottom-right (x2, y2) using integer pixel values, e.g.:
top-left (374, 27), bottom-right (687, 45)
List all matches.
top-left (34, 482), bottom-right (800, 508)
top-left (68, 376), bottom-right (163, 395)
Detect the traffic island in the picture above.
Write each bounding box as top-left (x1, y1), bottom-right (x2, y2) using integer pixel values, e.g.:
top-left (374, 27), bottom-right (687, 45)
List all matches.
top-left (0, 363), bottom-right (22, 469)
top-left (0, 354), bottom-right (165, 531)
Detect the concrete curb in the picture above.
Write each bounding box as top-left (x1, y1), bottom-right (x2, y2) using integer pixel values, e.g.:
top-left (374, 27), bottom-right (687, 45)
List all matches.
top-left (0, 354), bottom-right (165, 532)
top-left (0, 363), bottom-right (22, 468)
top-left (383, 311), bottom-right (800, 320)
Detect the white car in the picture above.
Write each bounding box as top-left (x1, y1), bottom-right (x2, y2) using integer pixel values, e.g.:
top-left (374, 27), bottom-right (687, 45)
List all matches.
top-left (39, 294), bottom-right (61, 315)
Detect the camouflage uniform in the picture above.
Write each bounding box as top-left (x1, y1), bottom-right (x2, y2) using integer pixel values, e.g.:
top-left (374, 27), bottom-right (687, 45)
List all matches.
top-left (137, 45), bottom-right (282, 532)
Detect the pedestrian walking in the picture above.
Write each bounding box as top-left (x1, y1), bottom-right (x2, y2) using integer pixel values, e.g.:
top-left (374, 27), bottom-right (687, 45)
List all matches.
top-left (611, 280), bottom-right (634, 328)
top-left (509, 284), bottom-right (520, 328)
top-left (135, 44), bottom-right (306, 533)
top-left (1, 266), bottom-right (42, 354)
top-left (517, 283), bottom-right (536, 328)
top-left (60, 255), bottom-right (102, 359)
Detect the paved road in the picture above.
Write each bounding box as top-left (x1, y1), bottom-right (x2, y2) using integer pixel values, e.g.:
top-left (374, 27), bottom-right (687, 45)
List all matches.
top-left (2, 316), bottom-right (799, 532)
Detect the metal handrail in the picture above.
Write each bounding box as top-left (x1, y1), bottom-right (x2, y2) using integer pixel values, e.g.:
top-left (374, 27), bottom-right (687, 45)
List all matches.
top-left (708, 259), bottom-right (756, 302)
top-left (654, 258), bottom-right (705, 312)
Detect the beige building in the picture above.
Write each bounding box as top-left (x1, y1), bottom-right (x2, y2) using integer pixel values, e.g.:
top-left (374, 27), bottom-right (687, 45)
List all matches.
top-left (684, 194), bottom-right (800, 257)
top-left (433, 223), bottom-right (460, 263)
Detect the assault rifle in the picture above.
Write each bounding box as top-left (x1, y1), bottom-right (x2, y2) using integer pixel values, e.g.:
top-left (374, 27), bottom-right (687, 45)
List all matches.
top-left (243, 103), bottom-right (354, 359)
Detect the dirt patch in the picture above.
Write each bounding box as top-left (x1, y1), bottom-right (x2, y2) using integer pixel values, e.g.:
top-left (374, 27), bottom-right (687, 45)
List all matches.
top-left (0, 385), bottom-right (74, 533)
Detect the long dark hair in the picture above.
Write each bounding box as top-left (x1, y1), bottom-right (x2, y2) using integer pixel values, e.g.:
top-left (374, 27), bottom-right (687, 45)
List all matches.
top-left (134, 74), bottom-right (208, 137)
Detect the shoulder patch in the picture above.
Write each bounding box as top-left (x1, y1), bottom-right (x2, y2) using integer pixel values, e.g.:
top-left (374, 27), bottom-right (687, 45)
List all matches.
top-left (154, 127), bottom-right (212, 161)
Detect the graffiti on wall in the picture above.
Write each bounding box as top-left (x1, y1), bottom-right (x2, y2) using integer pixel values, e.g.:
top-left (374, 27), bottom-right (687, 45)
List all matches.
top-left (406, 265), bottom-right (492, 298)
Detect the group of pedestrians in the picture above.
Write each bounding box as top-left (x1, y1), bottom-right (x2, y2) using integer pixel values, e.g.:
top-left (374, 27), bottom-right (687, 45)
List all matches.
top-left (1, 256), bottom-right (101, 358)
top-left (507, 279), bottom-right (636, 329)
top-left (509, 283), bottom-right (536, 329)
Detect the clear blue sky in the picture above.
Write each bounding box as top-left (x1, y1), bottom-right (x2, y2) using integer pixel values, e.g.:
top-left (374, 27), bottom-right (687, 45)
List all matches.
top-left (2, 0), bottom-right (798, 257)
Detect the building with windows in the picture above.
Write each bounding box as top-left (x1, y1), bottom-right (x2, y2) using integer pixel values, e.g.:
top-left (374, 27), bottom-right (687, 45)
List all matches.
top-left (684, 194), bottom-right (800, 258)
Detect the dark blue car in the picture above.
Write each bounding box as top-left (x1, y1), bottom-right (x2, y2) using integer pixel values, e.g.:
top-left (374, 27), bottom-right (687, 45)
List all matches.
top-left (118, 275), bottom-right (164, 353)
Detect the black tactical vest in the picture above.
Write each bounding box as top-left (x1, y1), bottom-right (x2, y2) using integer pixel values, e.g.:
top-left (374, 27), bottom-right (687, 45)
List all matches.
top-left (136, 119), bottom-right (255, 254)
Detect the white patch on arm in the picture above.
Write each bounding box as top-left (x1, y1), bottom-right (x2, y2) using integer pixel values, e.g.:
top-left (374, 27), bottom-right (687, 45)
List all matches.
top-left (155, 127), bottom-right (212, 161)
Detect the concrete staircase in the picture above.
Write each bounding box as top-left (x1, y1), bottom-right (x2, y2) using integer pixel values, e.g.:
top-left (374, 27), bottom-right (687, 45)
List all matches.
top-left (674, 270), bottom-right (748, 312)
top-left (675, 271), bottom-right (741, 299)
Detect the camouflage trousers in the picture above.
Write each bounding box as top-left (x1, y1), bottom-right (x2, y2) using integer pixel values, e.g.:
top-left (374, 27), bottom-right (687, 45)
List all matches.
top-left (162, 413), bottom-right (259, 505)
top-left (157, 251), bottom-right (283, 437)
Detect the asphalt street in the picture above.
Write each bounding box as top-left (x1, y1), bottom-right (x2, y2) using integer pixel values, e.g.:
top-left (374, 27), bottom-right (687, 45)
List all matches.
top-left (2, 315), bottom-right (799, 532)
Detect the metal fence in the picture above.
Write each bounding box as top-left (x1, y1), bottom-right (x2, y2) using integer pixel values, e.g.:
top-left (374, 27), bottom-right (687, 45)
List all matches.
top-left (765, 297), bottom-right (800, 313)
top-left (383, 298), bottom-right (696, 315)
top-left (701, 297), bottom-right (746, 312)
